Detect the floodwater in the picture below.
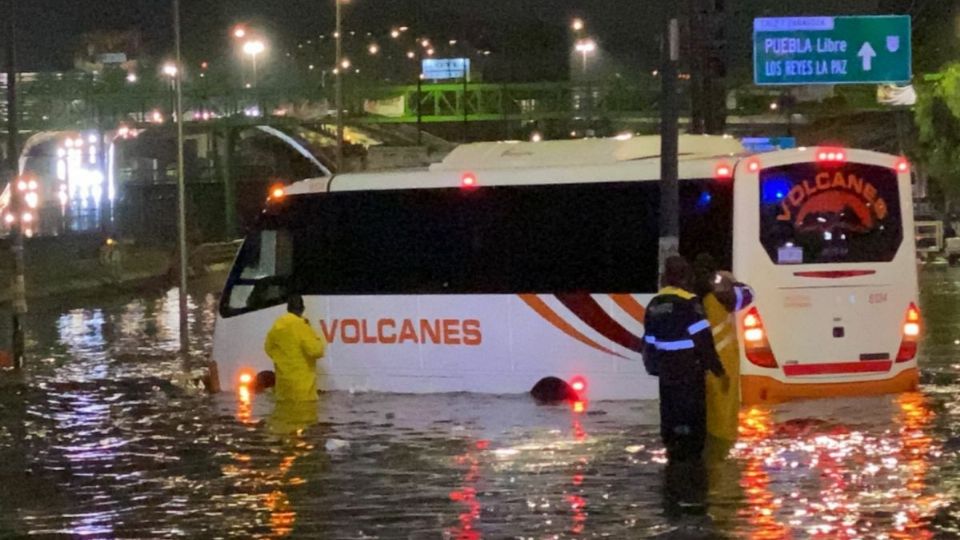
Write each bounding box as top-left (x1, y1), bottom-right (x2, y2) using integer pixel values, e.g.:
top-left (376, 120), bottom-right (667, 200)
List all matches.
top-left (0, 270), bottom-right (958, 539)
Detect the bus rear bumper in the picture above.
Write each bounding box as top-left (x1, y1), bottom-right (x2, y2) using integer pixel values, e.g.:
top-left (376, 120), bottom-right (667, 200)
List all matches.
top-left (741, 368), bottom-right (920, 406)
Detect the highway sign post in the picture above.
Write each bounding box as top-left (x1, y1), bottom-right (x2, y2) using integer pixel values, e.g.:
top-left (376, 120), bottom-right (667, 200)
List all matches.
top-left (754, 16), bottom-right (911, 85)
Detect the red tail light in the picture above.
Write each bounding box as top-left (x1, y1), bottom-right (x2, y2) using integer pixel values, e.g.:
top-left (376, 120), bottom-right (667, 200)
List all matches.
top-left (896, 303), bottom-right (921, 362)
top-left (743, 307), bottom-right (777, 368)
top-left (569, 376), bottom-right (587, 394)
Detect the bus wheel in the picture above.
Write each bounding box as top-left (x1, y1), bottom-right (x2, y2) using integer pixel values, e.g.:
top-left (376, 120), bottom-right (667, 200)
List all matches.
top-left (530, 377), bottom-right (578, 404)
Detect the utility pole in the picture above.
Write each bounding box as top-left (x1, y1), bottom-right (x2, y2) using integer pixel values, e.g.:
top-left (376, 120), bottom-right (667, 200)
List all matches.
top-left (658, 13), bottom-right (680, 276)
top-left (173, 0), bottom-right (189, 355)
top-left (415, 0), bottom-right (423, 146)
top-left (335, 0), bottom-right (344, 172)
top-left (6, 0), bottom-right (25, 370)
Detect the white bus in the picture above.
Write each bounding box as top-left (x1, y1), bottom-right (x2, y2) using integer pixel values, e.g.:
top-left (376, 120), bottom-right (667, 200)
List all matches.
top-left (212, 135), bottom-right (921, 404)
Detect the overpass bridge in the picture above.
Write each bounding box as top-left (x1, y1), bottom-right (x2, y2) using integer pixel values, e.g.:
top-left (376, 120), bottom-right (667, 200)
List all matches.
top-left (0, 71), bottom-right (886, 137)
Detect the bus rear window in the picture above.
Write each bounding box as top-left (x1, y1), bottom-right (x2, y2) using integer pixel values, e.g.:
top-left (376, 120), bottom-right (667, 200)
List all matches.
top-left (759, 162), bottom-right (903, 265)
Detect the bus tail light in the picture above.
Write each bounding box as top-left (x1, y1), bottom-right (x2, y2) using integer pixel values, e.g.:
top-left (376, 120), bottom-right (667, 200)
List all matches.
top-left (743, 307), bottom-right (777, 368)
top-left (896, 303), bottom-right (921, 362)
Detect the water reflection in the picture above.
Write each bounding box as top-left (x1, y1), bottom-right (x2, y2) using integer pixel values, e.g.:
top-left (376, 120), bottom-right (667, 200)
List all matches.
top-left (0, 274), bottom-right (958, 537)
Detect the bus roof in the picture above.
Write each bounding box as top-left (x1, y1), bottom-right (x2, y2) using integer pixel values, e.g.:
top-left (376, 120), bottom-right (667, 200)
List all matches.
top-left (285, 135), bottom-right (746, 195)
top-left (432, 134), bottom-right (745, 171)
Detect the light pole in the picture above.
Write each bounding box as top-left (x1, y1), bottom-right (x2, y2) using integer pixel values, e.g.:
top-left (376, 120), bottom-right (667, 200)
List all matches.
top-left (242, 40), bottom-right (265, 88)
top-left (6, 0), bottom-right (25, 370)
top-left (335, 0), bottom-right (344, 172)
top-left (575, 39), bottom-right (596, 132)
top-left (172, 0), bottom-right (189, 356)
top-left (574, 38), bottom-right (595, 76)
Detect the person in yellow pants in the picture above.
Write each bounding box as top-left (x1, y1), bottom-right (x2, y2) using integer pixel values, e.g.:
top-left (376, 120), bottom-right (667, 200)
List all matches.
top-left (264, 294), bottom-right (327, 404)
top-left (693, 255), bottom-right (754, 458)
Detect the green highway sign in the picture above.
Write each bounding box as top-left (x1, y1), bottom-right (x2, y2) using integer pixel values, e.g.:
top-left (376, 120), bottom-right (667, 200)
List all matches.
top-left (754, 16), bottom-right (911, 85)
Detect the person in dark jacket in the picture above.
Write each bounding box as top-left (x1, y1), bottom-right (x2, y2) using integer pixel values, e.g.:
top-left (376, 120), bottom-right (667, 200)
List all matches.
top-left (643, 255), bottom-right (726, 461)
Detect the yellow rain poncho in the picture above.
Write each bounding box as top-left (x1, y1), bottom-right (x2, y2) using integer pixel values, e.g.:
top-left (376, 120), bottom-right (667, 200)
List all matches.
top-left (264, 313), bottom-right (327, 402)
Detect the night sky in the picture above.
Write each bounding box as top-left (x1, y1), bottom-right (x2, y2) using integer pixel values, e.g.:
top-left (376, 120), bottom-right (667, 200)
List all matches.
top-left (2, 1), bottom-right (944, 75)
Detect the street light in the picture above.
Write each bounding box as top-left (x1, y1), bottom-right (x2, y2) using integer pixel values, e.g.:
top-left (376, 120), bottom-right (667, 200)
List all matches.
top-left (368, 43), bottom-right (379, 55)
top-left (233, 25), bottom-right (246, 39)
top-left (572, 18), bottom-right (584, 31)
top-left (162, 62), bottom-right (178, 77)
top-left (126, 72), bottom-right (138, 83)
top-left (575, 38), bottom-right (596, 75)
top-left (243, 39), bottom-right (265, 87)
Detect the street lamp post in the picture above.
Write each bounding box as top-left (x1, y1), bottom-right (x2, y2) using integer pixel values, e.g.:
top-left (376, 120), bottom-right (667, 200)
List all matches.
top-left (574, 38), bottom-right (595, 76)
top-left (335, 0), bottom-right (344, 172)
top-left (575, 39), bottom-right (596, 132)
top-left (242, 40), bottom-right (265, 88)
top-left (6, 0), bottom-right (25, 370)
top-left (172, 0), bottom-right (189, 356)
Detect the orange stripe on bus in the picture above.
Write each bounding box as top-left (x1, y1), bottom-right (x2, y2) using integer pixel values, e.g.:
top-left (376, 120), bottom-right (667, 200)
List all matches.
top-left (518, 294), bottom-right (625, 358)
top-left (741, 368), bottom-right (919, 406)
top-left (610, 294), bottom-right (647, 325)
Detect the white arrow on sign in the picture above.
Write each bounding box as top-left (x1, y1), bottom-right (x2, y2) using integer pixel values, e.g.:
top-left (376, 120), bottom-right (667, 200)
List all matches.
top-left (858, 42), bottom-right (876, 71)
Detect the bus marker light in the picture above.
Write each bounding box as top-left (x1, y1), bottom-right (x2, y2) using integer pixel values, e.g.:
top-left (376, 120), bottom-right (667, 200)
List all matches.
top-left (714, 163), bottom-right (733, 179)
top-left (461, 172), bottom-right (478, 188)
top-left (816, 148), bottom-right (846, 164)
top-left (747, 159), bottom-right (761, 173)
top-left (268, 184), bottom-right (285, 200)
top-left (895, 158), bottom-right (910, 173)
top-left (238, 370), bottom-right (254, 386)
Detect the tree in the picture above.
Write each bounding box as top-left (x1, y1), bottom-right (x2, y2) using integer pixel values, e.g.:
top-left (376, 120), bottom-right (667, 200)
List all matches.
top-left (915, 64), bottom-right (960, 195)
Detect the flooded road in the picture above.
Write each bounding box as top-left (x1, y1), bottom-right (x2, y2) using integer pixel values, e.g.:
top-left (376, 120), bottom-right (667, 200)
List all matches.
top-left (0, 270), bottom-right (958, 538)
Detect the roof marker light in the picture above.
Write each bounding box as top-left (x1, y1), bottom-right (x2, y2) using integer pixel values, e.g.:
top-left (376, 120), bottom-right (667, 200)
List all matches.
top-left (895, 158), bottom-right (910, 173)
top-left (747, 159), bottom-right (761, 173)
top-left (268, 184), bottom-right (285, 200)
top-left (715, 162), bottom-right (733, 180)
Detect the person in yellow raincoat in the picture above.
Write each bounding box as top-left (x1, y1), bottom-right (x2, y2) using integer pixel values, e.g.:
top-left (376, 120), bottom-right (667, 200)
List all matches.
top-left (264, 294), bottom-right (327, 403)
top-left (693, 254), bottom-right (754, 455)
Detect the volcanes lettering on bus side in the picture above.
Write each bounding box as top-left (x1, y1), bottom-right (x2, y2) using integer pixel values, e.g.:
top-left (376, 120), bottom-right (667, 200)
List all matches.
top-left (319, 318), bottom-right (482, 346)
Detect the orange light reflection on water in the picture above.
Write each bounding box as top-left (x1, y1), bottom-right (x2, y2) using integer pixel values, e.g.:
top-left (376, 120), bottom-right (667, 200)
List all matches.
top-left (736, 406), bottom-right (788, 539)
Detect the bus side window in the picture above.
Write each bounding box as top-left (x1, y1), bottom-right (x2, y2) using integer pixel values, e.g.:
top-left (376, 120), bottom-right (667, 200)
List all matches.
top-left (227, 229), bottom-right (292, 312)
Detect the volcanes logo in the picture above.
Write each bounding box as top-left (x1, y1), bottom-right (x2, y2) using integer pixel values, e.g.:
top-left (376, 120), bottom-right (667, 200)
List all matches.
top-left (319, 318), bottom-right (482, 346)
top-left (776, 171), bottom-right (889, 233)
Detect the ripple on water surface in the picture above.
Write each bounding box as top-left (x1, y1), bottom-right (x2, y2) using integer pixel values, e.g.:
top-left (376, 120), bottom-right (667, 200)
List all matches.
top-left (0, 272), bottom-right (957, 538)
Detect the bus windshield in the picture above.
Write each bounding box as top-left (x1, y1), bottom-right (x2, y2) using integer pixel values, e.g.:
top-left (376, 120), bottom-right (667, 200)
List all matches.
top-left (759, 162), bottom-right (903, 265)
